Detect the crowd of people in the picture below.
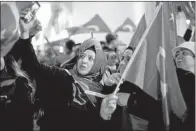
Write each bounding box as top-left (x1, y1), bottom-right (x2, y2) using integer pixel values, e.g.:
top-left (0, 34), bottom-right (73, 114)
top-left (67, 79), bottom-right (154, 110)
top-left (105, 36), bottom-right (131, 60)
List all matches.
top-left (0, 3), bottom-right (195, 131)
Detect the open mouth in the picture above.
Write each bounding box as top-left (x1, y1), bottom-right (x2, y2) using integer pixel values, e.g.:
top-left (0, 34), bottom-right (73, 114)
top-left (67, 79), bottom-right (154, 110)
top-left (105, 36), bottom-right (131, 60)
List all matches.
top-left (176, 61), bottom-right (183, 67)
top-left (80, 65), bottom-right (87, 69)
top-left (176, 60), bottom-right (182, 64)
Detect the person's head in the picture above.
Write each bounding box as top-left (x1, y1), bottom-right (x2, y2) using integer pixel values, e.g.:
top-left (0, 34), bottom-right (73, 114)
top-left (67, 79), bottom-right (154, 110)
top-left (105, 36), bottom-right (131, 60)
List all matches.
top-left (106, 50), bottom-right (117, 66)
top-left (105, 33), bottom-right (118, 51)
top-left (172, 41), bottom-right (195, 73)
top-left (106, 33), bottom-right (118, 44)
top-left (64, 39), bottom-right (75, 54)
top-left (76, 38), bottom-right (107, 81)
top-left (77, 46), bottom-right (96, 76)
top-left (118, 46), bottom-right (134, 74)
top-left (72, 43), bottom-right (81, 54)
top-left (100, 41), bottom-right (107, 48)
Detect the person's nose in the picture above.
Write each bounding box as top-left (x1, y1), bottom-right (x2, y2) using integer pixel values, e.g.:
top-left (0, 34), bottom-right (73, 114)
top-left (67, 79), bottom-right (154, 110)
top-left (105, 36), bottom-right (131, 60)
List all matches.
top-left (120, 60), bottom-right (126, 66)
top-left (176, 52), bottom-right (183, 61)
top-left (81, 56), bottom-right (88, 64)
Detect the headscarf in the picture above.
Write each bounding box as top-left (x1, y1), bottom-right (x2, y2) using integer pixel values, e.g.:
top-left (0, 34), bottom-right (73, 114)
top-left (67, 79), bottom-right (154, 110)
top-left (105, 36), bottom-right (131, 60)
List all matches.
top-left (67, 38), bottom-right (107, 107)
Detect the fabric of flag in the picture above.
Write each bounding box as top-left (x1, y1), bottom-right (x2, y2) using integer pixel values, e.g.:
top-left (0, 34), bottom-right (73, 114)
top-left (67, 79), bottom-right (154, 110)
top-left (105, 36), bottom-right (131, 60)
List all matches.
top-left (1, 2), bottom-right (32, 34)
top-left (1, 2), bottom-right (19, 42)
top-left (128, 14), bottom-right (147, 49)
top-left (82, 14), bottom-right (111, 33)
top-left (124, 2), bottom-right (187, 128)
top-left (1, 2), bottom-right (31, 51)
top-left (115, 18), bottom-right (136, 33)
top-left (168, 2), bottom-right (178, 49)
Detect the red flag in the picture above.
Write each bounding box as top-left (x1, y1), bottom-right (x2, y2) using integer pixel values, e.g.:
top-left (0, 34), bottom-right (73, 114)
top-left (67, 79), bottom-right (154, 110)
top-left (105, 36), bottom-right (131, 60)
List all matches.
top-left (118, 2), bottom-right (187, 129)
top-left (82, 14), bottom-right (111, 33)
top-left (128, 14), bottom-right (147, 49)
top-left (115, 18), bottom-right (136, 33)
top-left (1, 2), bottom-right (31, 53)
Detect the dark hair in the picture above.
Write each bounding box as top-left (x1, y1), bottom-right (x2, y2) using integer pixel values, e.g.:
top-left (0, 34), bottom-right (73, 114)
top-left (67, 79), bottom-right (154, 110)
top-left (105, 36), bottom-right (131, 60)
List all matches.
top-left (105, 33), bottom-right (117, 44)
top-left (100, 41), bottom-right (106, 45)
top-left (176, 6), bottom-right (182, 12)
top-left (103, 46), bottom-right (115, 52)
top-left (85, 46), bottom-right (96, 53)
top-left (4, 55), bottom-right (35, 103)
top-left (65, 39), bottom-right (75, 51)
top-left (126, 46), bottom-right (134, 52)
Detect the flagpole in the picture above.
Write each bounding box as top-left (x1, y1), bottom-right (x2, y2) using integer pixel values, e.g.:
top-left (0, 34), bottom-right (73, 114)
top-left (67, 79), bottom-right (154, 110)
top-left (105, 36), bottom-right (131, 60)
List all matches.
top-left (161, 3), bottom-right (170, 131)
top-left (90, 31), bottom-right (94, 38)
top-left (113, 3), bottom-right (163, 95)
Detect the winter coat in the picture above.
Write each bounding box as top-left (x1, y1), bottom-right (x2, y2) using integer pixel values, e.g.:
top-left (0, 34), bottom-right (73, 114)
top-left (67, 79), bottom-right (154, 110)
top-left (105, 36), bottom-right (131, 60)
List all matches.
top-left (9, 38), bottom-right (110, 131)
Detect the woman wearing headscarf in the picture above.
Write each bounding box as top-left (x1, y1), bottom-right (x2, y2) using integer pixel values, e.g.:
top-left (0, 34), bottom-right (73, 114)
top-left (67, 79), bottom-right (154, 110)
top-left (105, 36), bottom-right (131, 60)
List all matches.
top-left (8, 8), bottom-right (117, 130)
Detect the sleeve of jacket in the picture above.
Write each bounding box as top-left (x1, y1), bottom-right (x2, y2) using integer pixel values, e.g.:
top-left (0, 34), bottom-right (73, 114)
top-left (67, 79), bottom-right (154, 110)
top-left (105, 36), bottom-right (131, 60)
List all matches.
top-left (9, 38), bottom-right (67, 79)
top-left (183, 28), bottom-right (192, 41)
top-left (8, 38), bottom-right (74, 98)
top-left (95, 97), bottom-right (118, 130)
top-left (119, 81), bottom-right (163, 122)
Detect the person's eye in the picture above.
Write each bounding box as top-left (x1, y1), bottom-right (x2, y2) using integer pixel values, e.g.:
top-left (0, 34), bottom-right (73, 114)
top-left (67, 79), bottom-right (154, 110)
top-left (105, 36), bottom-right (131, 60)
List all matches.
top-left (175, 51), bottom-right (180, 57)
top-left (126, 57), bottom-right (131, 62)
top-left (80, 54), bottom-right (86, 59)
top-left (182, 51), bottom-right (187, 56)
top-left (121, 56), bottom-right (124, 61)
top-left (88, 56), bottom-right (94, 61)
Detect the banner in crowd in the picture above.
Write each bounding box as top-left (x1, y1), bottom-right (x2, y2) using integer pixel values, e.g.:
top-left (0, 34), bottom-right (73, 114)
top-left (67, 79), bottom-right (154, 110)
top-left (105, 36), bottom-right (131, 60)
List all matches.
top-left (115, 18), bottom-right (136, 33)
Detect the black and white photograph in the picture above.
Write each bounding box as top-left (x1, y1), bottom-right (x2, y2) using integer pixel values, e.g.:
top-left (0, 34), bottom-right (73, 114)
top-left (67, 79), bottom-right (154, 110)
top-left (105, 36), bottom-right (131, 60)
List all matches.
top-left (0, 1), bottom-right (195, 131)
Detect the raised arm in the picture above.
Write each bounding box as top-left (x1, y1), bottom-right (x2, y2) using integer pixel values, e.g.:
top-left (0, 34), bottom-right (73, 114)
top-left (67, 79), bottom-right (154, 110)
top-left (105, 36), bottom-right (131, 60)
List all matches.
top-left (9, 38), bottom-right (64, 79)
top-left (8, 8), bottom-right (72, 84)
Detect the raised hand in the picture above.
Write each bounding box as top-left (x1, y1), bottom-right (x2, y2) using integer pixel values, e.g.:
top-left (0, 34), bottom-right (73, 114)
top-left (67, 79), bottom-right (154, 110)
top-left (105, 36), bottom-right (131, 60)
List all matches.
top-left (29, 20), bottom-right (42, 37)
top-left (104, 73), bottom-right (121, 86)
top-left (117, 92), bottom-right (130, 106)
top-left (100, 94), bottom-right (118, 120)
top-left (19, 8), bottom-right (42, 39)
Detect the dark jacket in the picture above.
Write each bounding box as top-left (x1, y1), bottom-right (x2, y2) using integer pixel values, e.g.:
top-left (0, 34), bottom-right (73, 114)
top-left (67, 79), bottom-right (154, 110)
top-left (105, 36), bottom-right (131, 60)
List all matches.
top-left (9, 38), bottom-right (110, 131)
top-left (121, 81), bottom-right (164, 131)
top-left (0, 56), bottom-right (34, 131)
top-left (176, 68), bottom-right (195, 131)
